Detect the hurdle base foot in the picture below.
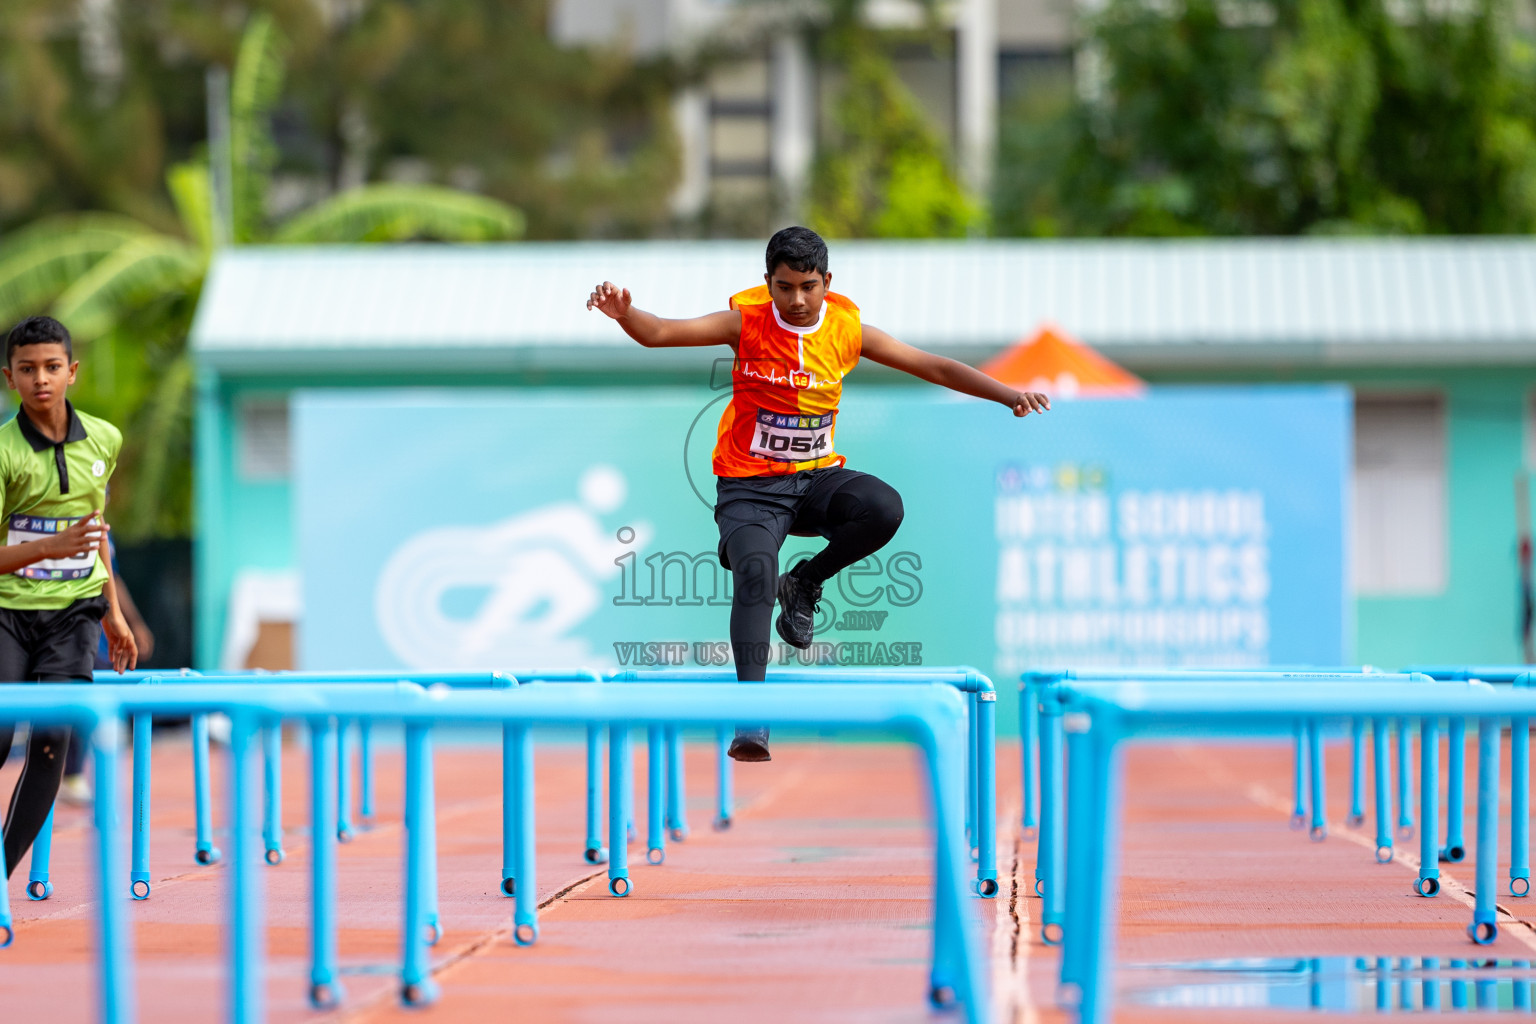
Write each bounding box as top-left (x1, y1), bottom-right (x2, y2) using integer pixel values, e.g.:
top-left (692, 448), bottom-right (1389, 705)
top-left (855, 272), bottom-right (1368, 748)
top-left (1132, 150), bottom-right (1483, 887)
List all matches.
top-left (400, 980), bottom-right (441, 1007)
top-left (309, 980), bottom-right (345, 1009)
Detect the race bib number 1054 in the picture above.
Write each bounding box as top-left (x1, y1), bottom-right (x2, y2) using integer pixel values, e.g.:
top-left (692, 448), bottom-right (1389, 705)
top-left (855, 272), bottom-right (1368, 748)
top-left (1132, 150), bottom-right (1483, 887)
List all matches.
top-left (751, 410), bottom-right (835, 462)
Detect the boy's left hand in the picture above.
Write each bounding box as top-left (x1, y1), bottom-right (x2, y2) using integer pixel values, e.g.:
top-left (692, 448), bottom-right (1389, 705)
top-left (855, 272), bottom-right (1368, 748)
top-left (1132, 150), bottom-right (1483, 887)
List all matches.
top-left (103, 609), bottom-right (139, 672)
top-left (1012, 392), bottom-right (1051, 417)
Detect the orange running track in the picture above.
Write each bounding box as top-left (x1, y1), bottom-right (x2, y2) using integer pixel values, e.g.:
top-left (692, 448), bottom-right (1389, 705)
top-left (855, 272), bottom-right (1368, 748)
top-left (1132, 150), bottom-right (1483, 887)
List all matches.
top-left (0, 728), bottom-right (1532, 1022)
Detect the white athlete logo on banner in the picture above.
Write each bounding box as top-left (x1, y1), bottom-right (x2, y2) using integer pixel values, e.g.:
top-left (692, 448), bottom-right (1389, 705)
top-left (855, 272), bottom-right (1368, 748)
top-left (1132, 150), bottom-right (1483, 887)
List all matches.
top-left (375, 465), bottom-right (650, 668)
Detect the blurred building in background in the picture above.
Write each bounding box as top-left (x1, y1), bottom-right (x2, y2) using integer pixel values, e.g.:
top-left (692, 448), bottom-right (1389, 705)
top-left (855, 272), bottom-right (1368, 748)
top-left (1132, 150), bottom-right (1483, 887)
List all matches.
top-left (550, 0), bottom-right (1070, 224)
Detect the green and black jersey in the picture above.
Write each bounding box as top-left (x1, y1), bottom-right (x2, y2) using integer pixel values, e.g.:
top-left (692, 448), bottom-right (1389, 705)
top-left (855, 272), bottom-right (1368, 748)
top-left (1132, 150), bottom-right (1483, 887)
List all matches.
top-left (0, 402), bottom-right (121, 610)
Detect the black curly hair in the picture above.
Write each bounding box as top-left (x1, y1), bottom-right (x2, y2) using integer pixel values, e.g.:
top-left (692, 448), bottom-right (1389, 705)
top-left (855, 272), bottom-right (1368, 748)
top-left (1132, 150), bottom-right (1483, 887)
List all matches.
top-left (6, 316), bottom-right (72, 365)
top-left (765, 226), bottom-right (828, 278)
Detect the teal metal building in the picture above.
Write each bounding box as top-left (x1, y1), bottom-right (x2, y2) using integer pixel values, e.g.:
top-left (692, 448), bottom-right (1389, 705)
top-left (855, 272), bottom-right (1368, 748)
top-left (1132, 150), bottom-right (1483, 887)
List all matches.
top-left (189, 239), bottom-right (1536, 673)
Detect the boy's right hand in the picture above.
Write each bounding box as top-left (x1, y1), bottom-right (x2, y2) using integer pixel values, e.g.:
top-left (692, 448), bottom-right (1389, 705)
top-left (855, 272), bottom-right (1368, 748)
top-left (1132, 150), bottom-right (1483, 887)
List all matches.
top-left (586, 281), bottom-right (632, 320)
top-left (41, 512), bottom-right (106, 560)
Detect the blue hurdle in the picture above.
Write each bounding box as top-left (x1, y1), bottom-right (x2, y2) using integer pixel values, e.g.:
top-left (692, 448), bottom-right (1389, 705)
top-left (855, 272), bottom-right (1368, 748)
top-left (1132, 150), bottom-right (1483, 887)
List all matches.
top-left (0, 679), bottom-right (985, 1024)
top-left (24, 669), bottom-right (519, 906)
top-left (607, 666), bottom-right (1000, 896)
top-left (1050, 679), bottom-right (1536, 1024)
top-left (1022, 667), bottom-right (1386, 849)
top-left (43, 664), bottom-right (991, 900)
top-left (1516, 675), bottom-right (1533, 898)
top-left (1406, 666), bottom-right (1536, 872)
top-left (1025, 669), bottom-right (1429, 945)
top-left (27, 668), bottom-right (647, 906)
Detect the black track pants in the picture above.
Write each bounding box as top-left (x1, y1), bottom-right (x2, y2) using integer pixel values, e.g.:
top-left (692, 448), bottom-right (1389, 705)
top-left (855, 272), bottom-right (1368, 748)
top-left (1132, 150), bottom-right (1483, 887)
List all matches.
top-left (0, 674), bottom-right (78, 877)
top-left (723, 474), bottom-right (905, 682)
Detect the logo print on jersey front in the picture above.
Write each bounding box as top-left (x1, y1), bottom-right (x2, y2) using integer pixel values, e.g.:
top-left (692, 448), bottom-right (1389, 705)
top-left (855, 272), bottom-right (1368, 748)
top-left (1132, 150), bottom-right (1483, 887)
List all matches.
top-left (92, 460), bottom-right (105, 477)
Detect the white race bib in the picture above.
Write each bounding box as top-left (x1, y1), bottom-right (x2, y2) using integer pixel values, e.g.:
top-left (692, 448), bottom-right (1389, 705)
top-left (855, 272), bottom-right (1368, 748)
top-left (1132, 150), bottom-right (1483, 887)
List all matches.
top-left (750, 410), bottom-right (834, 463)
top-left (8, 514), bottom-right (96, 580)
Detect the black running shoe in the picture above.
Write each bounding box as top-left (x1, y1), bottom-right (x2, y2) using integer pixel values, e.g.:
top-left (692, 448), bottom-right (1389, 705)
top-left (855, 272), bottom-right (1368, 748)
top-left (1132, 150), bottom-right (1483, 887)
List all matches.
top-left (775, 571), bottom-right (822, 649)
top-left (728, 727), bottom-right (771, 762)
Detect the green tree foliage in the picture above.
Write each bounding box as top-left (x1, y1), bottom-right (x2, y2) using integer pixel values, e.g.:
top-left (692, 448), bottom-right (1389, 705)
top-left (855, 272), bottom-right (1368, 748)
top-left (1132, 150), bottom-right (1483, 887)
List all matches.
top-left (807, 4), bottom-right (981, 238)
top-left (0, 1), bottom-right (182, 233)
top-left (0, 0), bottom-right (680, 239)
top-left (0, 14), bottom-right (523, 540)
top-left (362, 0), bottom-right (682, 239)
top-left (993, 0), bottom-right (1536, 236)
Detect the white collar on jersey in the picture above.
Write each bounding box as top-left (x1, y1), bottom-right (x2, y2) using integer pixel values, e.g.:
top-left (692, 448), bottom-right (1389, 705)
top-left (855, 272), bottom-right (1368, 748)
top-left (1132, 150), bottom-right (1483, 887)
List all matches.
top-left (771, 301), bottom-right (826, 336)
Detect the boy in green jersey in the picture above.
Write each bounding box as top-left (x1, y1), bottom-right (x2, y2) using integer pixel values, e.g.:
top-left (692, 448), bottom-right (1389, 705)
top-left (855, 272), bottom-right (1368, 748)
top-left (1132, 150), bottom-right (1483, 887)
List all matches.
top-left (0, 316), bottom-right (137, 877)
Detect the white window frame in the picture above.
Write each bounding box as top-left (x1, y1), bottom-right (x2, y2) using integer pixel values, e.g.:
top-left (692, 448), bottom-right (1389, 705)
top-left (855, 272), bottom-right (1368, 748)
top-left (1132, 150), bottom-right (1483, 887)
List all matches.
top-left (237, 396), bottom-right (291, 481)
top-left (1352, 390), bottom-right (1448, 597)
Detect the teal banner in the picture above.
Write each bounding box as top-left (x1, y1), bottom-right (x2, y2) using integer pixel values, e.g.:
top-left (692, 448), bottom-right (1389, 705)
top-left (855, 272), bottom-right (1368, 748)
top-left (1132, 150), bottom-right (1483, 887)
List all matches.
top-left (294, 385), bottom-right (1349, 731)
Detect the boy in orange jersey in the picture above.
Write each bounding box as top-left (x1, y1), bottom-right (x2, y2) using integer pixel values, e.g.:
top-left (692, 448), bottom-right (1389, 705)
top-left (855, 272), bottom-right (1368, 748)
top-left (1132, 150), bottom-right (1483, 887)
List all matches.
top-left (588, 227), bottom-right (1048, 761)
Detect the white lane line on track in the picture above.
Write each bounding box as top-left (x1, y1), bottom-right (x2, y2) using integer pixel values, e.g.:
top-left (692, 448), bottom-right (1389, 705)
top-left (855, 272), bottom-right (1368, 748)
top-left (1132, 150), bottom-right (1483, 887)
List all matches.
top-left (994, 795), bottom-right (1035, 1024)
top-left (330, 866), bottom-right (613, 1022)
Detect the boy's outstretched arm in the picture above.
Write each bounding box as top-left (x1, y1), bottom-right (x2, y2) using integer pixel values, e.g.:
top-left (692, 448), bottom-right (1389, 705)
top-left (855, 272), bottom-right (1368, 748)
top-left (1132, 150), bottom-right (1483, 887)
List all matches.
top-left (586, 282), bottom-right (740, 349)
top-left (861, 326), bottom-right (1051, 417)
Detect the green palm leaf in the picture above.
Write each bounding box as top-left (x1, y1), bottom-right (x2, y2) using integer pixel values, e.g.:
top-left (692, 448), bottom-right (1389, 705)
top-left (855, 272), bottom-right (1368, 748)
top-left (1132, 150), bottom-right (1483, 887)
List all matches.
top-left (167, 162), bottom-right (215, 254)
top-left (0, 214), bottom-right (154, 326)
top-left (272, 183), bottom-right (525, 243)
top-left (230, 13), bottom-right (288, 243)
top-left (51, 235), bottom-right (204, 341)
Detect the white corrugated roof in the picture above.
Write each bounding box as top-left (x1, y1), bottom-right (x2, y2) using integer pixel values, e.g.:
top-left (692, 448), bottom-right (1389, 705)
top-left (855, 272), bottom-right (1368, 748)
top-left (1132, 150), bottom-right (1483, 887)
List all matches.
top-left (190, 239), bottom-right (1536, 371)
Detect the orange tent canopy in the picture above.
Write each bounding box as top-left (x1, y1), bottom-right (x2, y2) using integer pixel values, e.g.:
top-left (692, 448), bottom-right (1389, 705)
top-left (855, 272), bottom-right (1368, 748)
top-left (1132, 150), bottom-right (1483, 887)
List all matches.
top-left (979, 324), bottom-right (1145, 399)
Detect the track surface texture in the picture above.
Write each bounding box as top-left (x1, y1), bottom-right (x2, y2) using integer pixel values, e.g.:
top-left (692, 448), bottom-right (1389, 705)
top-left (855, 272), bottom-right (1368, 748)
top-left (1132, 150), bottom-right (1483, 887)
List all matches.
top-left (1, 728), bottom-right (1531, 1021)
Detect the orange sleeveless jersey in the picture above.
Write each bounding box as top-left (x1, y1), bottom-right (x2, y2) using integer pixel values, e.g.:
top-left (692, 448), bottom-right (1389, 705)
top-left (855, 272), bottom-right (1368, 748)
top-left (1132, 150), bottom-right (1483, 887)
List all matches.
top-left (712, 285), bottom-right (863, 478)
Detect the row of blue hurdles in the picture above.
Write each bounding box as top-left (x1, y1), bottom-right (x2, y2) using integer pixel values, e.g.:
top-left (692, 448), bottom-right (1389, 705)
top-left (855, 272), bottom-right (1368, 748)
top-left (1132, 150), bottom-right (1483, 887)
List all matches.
top-left (0, 669), bottom-right (998, 1024)
top-left (1021, 666), bottom-right (1536, 1024)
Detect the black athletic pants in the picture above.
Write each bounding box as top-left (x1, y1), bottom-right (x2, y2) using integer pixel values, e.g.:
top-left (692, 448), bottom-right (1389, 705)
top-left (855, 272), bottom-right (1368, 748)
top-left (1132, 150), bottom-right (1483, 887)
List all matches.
top-left (0, 595), bottom-right (106, 877)
top-left (0, 677), bottom-right (77, 876)
top-left (722, 472), bottom-right (905, 683)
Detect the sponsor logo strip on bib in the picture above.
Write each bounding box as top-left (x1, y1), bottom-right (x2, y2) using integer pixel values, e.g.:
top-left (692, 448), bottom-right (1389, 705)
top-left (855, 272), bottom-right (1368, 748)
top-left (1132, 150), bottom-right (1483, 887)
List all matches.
top-left (7, 514), bottom-right (95, 580)
top-left (750, 410), bottom-right (834, 462)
